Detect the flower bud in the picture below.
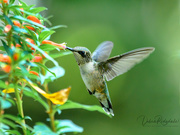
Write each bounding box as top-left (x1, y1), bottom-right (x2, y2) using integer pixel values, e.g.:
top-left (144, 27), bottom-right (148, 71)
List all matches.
top-left (4, 24), bottom-right (12, 33)
top-left (29, 71), bottom-right (39, 76)
top-left (27, 15), bottom-right (41, 24)
top-left (13, 21), bottom-right (21, 27)
top-left (0, 54), bottom-right (11, 64)
top-left (32, 56), bottom-right (43, 62)
top-left (2, 65), bottom-right (11, 73)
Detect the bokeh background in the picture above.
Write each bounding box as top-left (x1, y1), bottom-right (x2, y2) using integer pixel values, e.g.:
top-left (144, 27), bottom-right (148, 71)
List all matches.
top-left (10, 0), bottom-right (180, 134)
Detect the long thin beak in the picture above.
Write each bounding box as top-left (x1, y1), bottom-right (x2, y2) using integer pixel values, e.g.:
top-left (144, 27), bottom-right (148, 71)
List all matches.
top-left (66, 46), bottom-right (74, 51)
top-left (66, 46), bottom-right (78, 52)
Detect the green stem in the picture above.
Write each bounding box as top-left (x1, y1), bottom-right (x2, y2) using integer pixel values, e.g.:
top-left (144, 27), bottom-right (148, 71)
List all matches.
top-left (14, 80), bottom-right (26, 134)
top-left (42, 67), bottom-right (56, 132)
top-left (44, 83), bottom-right (56, 132)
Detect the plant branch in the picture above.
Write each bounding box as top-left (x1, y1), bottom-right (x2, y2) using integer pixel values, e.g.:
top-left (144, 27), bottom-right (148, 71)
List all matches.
top-left (14, 78), bottom-right (26, 134)
top-left (42, 67), bottom-right (56, 132)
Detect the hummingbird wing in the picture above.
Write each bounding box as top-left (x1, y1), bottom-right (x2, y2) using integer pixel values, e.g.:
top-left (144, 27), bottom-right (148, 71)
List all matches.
top-left (99, 47), bottom-right (155, 81)
top-left (92, 41), bottom-right (114, 62)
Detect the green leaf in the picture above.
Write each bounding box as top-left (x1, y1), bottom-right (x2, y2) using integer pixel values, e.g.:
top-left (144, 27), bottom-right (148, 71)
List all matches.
top-left (33, 123), bottom-right (58, 135)
top-left (0, 80), bottom-right (6, 88)
top-left (49, 25), bottom-right (67, 30)
top-left (9, 0), bottom-right (15, 4)
top-left (0, 46), bottom-right (5, 51)
top-left (18, 0), bottom-right (28, 6)
top-left (39, 44), bottom-right (56, 51)
top-left (0, 97), bottom-right (12, 109)
top-left (23, 86), bottom-right (48, 110)
top-left (39, 30), bottom-right (55, 43)
top-left (57, 100), bottom-right (111, 117)
top-left (3, 15), bottom-right (13, 26)
top-left (0, 119), bottom-right (17, 129)
top-left (13, 26), bottom-right (27, 33)
top-left (55, 120), bottom-right (83, 134)
top-left (0, 74), bottom-right (8, 79)
top-left (6, 130), bottom-right (21, 135)
top-left (24, 116), bottom-right (32, 121)
top-left (2, 114), bottom-right (22, 123)
top-left (1, 40), bottom-right (13, 56)
top-left (30, 7), bottom-right (47, 14)
top-left (40, 66), bottom-right (65, 84)
top-left (0, 123), bottom-right (9, 130)
top-left (23, 26), bottom-right (38, 40)
top-left (34, 62), bottom-right (56, 77)
top-left (0, 130), bottom-right (6, 135)
top-left (0, 123), bottom-right (9, 135)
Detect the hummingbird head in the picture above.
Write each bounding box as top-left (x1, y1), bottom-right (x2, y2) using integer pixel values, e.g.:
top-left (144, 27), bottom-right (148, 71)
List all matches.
top-left (66, 46), bottom-right (92, 65)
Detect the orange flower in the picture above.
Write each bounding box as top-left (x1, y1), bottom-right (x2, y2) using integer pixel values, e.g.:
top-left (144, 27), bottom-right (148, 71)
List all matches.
top-left (32, 56), bottom-right (43, 62)
top-left (24, 26), bottom-right (35, 31)
top-left (4, 24), bottom-right (12, 33)
top-left (27, 15), bottom-right (41, 24)
top-left (25, 38), bottom-right (35, 45)
top-left (1, 0), bottom-right (8, 3)
top-left (15, 44), bottom-right (21, 47)
top-left (13, 53), bottom-right (19, 61)
top-left (42, 40), bottom-right (66, 50)
top-left (0, 54), bottom-right (11, 64)
top-left (29, 71), bottom-right (39, 76)
top-left (13, 21), bottom-right (21, 27)
top-left (2, 65), bottom-right (11, 73)
top-left (25, 38), bottom-right (36, 50)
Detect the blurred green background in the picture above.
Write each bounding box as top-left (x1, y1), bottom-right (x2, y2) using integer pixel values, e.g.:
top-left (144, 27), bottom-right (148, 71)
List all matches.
top-left (10, 0), bottom-right (180, 134)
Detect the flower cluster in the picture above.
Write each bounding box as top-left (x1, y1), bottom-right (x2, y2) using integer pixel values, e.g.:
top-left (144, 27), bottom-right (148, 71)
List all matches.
top-left (0, 1), bottom-right (108, 134)
top-left (0, 0), bottom-right (73, 134)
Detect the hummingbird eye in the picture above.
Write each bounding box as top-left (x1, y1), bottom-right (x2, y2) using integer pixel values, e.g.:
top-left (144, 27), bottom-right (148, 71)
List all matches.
top-left (78, 51), bottom-right (86, 57)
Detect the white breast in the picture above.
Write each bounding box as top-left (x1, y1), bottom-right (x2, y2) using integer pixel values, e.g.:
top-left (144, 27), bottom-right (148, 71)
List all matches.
top-left (80, 62), bottom-right (95, 73)
top-left (79, 62), bottom-right (95, 90)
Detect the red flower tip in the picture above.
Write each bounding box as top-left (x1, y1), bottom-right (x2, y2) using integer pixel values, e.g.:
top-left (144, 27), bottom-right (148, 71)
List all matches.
top-left (4, 24), bottom-right (12, 33)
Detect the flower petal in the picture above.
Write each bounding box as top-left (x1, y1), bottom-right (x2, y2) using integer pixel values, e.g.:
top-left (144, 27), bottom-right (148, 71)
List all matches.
top-left (43, 87), bottom-right (71, 105)
top-left (28, 82), bottom-right (71, 105)
top-left (42, 40), bottom-right (66, 50)
top-left (2, 88), bottom-right (15, 93)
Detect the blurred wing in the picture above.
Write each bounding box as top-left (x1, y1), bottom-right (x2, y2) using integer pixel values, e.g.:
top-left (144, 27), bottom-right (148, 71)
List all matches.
top-left (99, 47), bottom-right (155, 81)
top-left (92, 41), bottom-right (114, 62)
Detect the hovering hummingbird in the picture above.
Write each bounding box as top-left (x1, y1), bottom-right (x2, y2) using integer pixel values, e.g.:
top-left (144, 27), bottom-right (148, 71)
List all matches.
top-left (66, 41), bottom-right (155, 116)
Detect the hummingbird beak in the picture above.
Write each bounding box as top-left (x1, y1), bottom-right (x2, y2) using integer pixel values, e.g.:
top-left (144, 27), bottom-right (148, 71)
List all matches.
top-left (66, 46), bottom-right (79, 52)
top-left (66, 46), bottom-right (74, 51)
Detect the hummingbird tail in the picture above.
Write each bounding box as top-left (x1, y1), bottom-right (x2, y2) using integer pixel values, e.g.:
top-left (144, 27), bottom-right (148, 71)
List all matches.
top-left (99, 99), bottom-right (114, 116)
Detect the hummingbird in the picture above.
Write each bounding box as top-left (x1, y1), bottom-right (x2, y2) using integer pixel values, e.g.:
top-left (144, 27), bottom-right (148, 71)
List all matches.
top-left (66, 41), bottom-right (155, 116)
